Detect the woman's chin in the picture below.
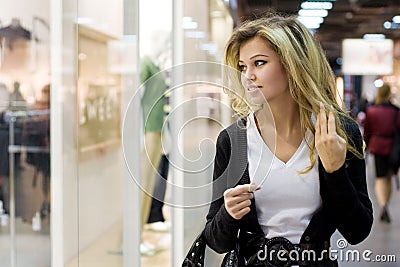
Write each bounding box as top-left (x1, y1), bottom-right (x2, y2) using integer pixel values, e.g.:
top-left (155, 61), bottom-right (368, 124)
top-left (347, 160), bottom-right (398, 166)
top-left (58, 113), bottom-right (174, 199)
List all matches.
top-left (247, 90), bottom-right (266, 105)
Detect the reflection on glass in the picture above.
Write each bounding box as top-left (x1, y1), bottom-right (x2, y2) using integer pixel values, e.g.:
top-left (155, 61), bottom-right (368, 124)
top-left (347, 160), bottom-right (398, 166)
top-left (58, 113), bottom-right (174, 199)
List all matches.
top-left (0, 8), bottom-right (51, 266)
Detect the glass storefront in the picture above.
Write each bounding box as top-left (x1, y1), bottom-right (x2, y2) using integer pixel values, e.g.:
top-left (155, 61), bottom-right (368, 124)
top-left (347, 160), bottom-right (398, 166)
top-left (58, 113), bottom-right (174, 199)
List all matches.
top-left (0, 0), bottom-right (233, 266)
top-left (2, 1), bottom-right (400, 267)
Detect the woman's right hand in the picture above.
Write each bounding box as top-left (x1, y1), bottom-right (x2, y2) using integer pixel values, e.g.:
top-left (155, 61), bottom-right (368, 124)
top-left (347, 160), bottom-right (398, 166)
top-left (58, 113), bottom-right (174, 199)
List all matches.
top-left (223, 183), bottom-right (261, 220)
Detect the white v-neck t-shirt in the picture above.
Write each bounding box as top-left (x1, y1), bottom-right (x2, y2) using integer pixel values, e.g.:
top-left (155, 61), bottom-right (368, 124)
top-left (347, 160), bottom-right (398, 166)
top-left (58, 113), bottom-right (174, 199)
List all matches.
top-left (247, 113), bottom-right (322, 244)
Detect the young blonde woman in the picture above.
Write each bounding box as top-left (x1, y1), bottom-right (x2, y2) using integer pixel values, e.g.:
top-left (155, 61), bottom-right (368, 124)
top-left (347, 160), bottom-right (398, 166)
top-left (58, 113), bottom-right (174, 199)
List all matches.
top-left (203, 13), bottom-right (373, 266)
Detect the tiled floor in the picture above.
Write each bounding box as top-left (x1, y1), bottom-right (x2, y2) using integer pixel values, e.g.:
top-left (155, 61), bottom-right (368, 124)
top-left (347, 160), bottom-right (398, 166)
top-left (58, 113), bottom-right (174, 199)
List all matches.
top-left (63, 221), bottom-right (171, 267)
top-left (0, 217), bottom-right (51, 267)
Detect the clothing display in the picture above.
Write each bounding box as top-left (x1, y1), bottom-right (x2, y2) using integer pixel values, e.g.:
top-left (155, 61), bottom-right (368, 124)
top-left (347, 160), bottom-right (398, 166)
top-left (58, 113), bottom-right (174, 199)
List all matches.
top-left (140, 56), bottom-right (167, 133)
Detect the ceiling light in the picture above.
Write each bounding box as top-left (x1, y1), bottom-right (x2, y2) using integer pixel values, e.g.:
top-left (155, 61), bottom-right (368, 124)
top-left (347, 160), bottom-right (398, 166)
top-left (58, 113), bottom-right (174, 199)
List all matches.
top-left (300, 22), bottom-right (321, 29)
top-left (76, 17), bottom-right (93, 24)
top-left (182, 17), bottom-right (198, 30)
top-left (363, 34), bottom-right (385, 40)
top-left (297, 16), bottom-right (324, 25)
top-left (374, 79), bottom-right (384, 88)
top-left (298, 9), bottom-right (328, 17)
top-left (185, 31), bottom-right (206, 39)
top-left (383, 21), bottom-right (400, 29)
top-left (301, 2), bottom-right (333, 10)
top-left (211, 11), bottom-right (224, 18)
top-left (393, 15), bottom-right (400, 23)
top-left (297, 17), bottom-right (322, 29)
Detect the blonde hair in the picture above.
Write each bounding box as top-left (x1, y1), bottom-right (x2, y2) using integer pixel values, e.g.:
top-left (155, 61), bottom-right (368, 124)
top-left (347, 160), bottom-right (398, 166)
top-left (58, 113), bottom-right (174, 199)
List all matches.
top-left (223, 13), bottom-right (363, 172)
top-left (375, 83), bottom-right (391, 105)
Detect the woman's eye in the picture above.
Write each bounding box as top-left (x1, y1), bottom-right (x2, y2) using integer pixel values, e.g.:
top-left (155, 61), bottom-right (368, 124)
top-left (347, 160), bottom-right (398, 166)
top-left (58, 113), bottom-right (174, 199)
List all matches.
top-left (238, 65), bottom-right (246, 72)
top-left (255, 60), bottom-right (266, 67)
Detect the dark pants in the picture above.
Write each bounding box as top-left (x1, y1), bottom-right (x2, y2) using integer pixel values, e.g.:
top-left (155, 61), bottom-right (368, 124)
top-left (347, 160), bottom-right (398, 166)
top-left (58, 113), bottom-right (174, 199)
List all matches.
top-left (147, 154), bottom-right (169, 223)
top-left (0, 125), bottom-right (22, 213)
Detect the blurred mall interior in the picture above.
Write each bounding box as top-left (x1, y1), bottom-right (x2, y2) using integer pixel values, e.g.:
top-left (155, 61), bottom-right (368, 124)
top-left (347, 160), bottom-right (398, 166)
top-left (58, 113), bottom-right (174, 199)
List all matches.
top-left (0, 0), bottom-right (400, 266)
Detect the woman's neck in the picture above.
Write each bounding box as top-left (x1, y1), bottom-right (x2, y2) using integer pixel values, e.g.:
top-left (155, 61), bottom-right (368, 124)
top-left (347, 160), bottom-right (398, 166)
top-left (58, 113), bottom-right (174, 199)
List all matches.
top-left (255, 100), bottom-right (300, 137)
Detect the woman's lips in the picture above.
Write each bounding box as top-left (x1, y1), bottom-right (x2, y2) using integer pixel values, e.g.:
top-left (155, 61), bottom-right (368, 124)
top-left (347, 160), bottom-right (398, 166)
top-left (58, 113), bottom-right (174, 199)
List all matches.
top-left (247, 86), bottom-right (260, 92)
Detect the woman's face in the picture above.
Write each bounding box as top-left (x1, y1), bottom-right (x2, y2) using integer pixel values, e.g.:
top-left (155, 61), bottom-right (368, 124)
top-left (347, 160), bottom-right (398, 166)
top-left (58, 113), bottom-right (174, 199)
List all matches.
top-left (239, 36), bottom-right (289, 104)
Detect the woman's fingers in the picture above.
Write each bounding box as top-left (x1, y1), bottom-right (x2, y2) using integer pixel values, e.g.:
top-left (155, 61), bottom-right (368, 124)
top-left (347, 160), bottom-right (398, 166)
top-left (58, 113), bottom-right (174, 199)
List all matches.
top-left (319, 103), bottom-right (327, 135)
top-left (315, 111), bottom-right (320, 137)
top-left (228, 199), bottom-right (252, 213)
top-left (327, 107), bottom-right (336, 134)
top-left (224, 183), bottom-right (261, 220)
top-left (315, 103), bottom-right (347, 173)
top-left (224, 183), bottom-right (260, 197)
top-left (225, 196), bottom-right (252, 220)
top-left (317, 103), bottom-right (336, 135)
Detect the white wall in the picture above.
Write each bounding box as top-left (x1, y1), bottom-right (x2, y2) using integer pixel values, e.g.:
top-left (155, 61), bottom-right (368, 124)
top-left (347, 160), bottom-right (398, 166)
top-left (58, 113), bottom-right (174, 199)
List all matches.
top-left (139, 0), bottom-right (172, 58)
top-left (78, 0), bottom-right (123, 37)
top-left (0, 1), bottom-right (49, 30)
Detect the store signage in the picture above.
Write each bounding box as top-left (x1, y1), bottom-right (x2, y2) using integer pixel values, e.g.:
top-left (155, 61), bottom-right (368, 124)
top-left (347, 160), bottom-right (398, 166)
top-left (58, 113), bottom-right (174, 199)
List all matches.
top-left (342, 38), bottom-right (393, 75)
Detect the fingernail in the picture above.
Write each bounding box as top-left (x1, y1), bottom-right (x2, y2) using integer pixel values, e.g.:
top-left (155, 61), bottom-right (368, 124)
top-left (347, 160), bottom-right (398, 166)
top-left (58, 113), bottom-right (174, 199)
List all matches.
top-left (223, 188), bottom-right (233, 196)
top-left (248, 183), bottom-right (259, 192)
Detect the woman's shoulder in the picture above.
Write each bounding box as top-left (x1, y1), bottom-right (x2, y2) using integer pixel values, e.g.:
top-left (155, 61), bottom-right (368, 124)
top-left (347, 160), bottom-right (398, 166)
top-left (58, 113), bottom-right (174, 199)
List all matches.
top-left (388, 103), bottom-right (400, 111)
top-left (339, 115), bottom-right (365, 152)
top-left (340, 115), bottom-right (360, 136)
top-left (217, 118), bottom-right (247, 143)
top-left (221, 118), bottom-right (247, 135)
top-left (369, 102), bottom-right (399, 110)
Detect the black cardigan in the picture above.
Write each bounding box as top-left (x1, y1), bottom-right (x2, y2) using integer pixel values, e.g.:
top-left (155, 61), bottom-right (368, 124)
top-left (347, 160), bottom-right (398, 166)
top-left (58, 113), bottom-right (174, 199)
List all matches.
top-left (203, 117), bottom-right (373, 257)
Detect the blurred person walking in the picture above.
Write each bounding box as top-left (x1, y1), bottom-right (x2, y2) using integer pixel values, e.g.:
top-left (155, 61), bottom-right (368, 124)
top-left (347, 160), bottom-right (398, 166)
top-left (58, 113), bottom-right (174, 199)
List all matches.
top-left (23, 84), bottom-right (51, 219)
top-left (364, 83), bottom-right (400, 223)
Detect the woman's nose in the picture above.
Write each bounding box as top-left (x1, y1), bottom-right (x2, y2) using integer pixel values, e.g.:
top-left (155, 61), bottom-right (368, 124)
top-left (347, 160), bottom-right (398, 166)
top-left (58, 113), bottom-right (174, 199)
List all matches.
top-left (245, 70), bottom-right (255, 80)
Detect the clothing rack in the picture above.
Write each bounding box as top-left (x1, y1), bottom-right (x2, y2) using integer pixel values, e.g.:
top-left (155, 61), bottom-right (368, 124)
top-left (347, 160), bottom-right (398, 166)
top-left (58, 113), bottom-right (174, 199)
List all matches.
top-left (6, 109), bottom-right (49, 267)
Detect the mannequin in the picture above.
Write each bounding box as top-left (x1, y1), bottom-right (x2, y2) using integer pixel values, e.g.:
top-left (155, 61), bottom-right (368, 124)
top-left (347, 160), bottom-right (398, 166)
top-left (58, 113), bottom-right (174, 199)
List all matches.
top-left (0, 18), bottom-right (31, 50)
top-left (8, 81), bottom-right (27, 111)
top-left (138, 55), bottom-right (168, 256)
